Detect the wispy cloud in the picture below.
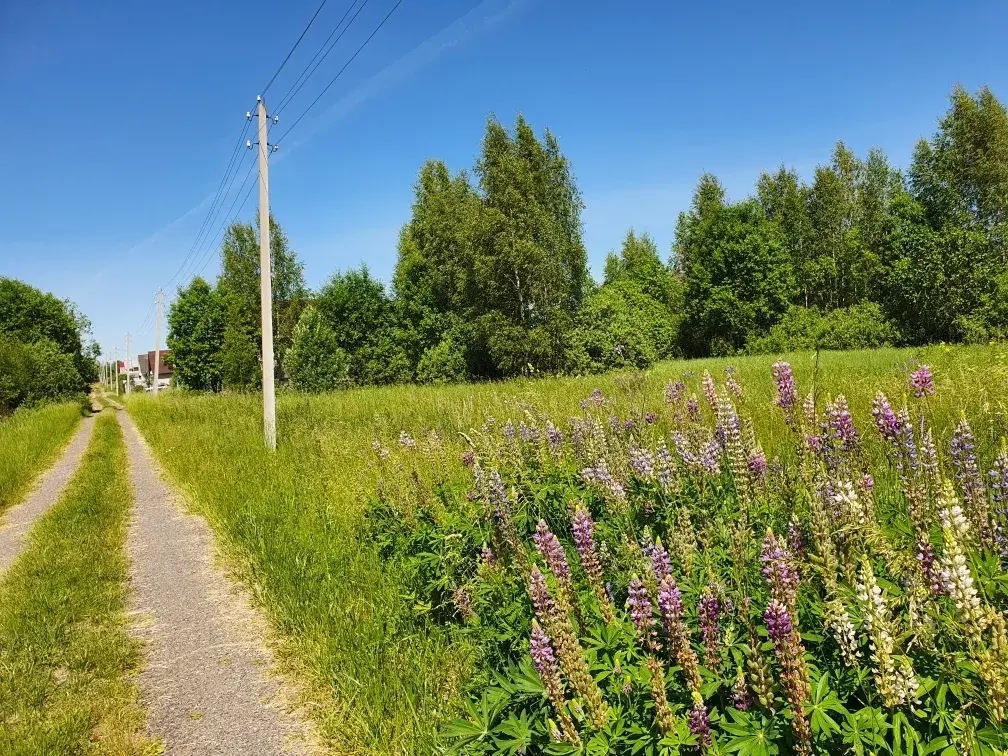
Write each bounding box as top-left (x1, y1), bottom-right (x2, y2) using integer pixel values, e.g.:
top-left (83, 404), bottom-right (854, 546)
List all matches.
top-left (279, 0), bottom-right (529, 155)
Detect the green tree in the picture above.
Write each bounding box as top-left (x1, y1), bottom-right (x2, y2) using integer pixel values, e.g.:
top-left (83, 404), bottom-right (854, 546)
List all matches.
top-left (283, 306), bottom-right (349, 393)
top-left (167, 277), bottom-right (224, 391)
top-left (677, 192), bottom-right (795, 356)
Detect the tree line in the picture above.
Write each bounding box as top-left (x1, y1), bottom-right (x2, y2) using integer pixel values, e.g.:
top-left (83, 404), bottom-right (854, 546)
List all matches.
top-left (168, 84), bottom-right (1008, 392)
top-left (0, 278), bottom-right (100, 413)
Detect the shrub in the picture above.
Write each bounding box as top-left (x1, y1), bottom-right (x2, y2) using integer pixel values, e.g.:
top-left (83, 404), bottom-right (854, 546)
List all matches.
top-left (283, 306), bottom-right (350, 393)
top-left (417, 335), bottom-right (469, 385)
top-left (747, 302), bottom-right (900, 354)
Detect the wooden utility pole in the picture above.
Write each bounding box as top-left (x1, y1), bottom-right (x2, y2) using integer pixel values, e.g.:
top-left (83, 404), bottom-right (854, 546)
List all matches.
top-left (124, 332), bottom-right (132, 394)
top-left (114, 348), bottom-right (120, 397)
top-left (252, 95), bottom-right (277, 450)
top-left (153, 289), bottom-right (163, 395)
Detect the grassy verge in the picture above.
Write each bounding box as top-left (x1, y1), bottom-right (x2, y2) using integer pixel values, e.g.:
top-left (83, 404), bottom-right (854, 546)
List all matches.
top-left (0, 402), bottom-right (83, 514)
top-left (125, 344), bottom-right (1008, 753)
top-left (0, 412), bottom-right (156, 755)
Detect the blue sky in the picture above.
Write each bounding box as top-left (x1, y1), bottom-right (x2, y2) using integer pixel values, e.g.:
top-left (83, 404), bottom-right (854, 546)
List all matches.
top-left (1, 0), bottom-right (1006, 359)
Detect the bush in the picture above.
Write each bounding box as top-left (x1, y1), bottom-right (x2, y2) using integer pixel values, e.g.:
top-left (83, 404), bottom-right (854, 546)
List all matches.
top-left (0, 335), bottom-right (32, 413)
top-left (566, 281), bottom-right (677, 373)
top-left (417, 335), bottom-right (469, 385)
top-left (283, 306), bottom-right (350, 393)
top-left (747, 302), bottom-right (901, 354)
top-left (0, 335), bottom-right (84, 414)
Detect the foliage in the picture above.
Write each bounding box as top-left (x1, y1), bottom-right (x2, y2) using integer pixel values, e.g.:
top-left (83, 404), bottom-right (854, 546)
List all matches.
top-left (567, 280), bottom-right (667, 372)
top-left (167, 277), bottom-right (225, 391)
top-left (283, 306), bottom-right (350, 393)
top-left (747, 303), bottom-right (900, 354)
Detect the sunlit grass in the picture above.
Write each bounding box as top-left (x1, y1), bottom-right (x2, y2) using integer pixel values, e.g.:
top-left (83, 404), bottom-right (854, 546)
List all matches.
top-left (0, 413), bottom-right (156, 754)
top-left (125, 344), bottom-right (1008, 753)
top-left (0, 402), bottom-right (82, 514)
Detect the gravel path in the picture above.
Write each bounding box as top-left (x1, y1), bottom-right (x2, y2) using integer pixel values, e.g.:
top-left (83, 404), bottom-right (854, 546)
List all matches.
top-left (117, 411), bottom-right (315, 756)
top-left (0, 413), bottom-right (95, 575)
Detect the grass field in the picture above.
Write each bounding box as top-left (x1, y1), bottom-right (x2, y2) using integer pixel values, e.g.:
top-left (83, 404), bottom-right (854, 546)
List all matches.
top-left (0, 402), bottom-right (83, 514)
top-left (0, 412), bottom-right (155, 755)
top-left (125, 344), bottom-right (1008, 753)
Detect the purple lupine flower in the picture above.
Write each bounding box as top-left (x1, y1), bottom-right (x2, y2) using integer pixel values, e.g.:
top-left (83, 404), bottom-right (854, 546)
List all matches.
top-left (371, 440), bottom-right (390, 460)
top-left (503, 421), bottom-right (516, 442)
top-left (655, 444), bottom-right (675, 494)
top-left (589, 388), bottom-right (605, 406)
top-left (461, 450), bottom-right (475, 467)
top-left (990, 449), bottom-right (1008, 556)
top-left (823, 394), bottom-right (859, 454)
top-left (686, 395), bottom-right (701, 422)
top-left (657, 574), bottom-right (684, 630)
top-left (545, 421), bottom-right (563, 453)
top-left (629, 444), bottom-right (656, 480)
top-left (733, 670), bottom-right (753, 711)
top-left (862, 472), bottom-right (875, 492)
top-left (534, 520), bottom-right (571, 582)
top-left (747, 447), bottom-right (767, 483)
top-left (519, 422), bottom-right (539, 445)
top-left (581, 459), bottom-right (626, 503)
top-left (916, 538), bottom-right (945, 595)
top-left (688, 701), bottom-right (712, 748)
top-left (761, 530), bottom-right (800, 608)
top-left (910, 365), bottom-right (935, 398)
top-left (608, 415), bottom-right (621, 432)
top-left (651, 541), bottom-right (672, 583)
top-left (453, 585), bottom-right (474, 621)
top-left (772, 362), bottom-right (798, 417)
top-left (702, 370), bottom-right (718, 409)
top-left (699, 437), bottom-right (721, 476)
top-left (627, 576), bottom-right (656, 648)
top-left (480, 544), bottom-right (496, 566)
top-left (665, 380), bottom-right (686, 405)
top-left (646, 411), bottom-right (658, 425)
top-left (697, 591), bottom-right (722, 667)
top-left (763, 599), bottom-right (793, 641)
top-left (399, 430), bottom-right (416, 449)
top-left (623, 418), bottom-right (636, 432)
top-left (572, 507), bottom-right (596, 561)
top-left (786, 516), bottom-right (807, 561)
top-left (529, 565), bottom-right (556, 622)
top-left (529, 621), bottom-right (558, 678)
top-left (871, 392), bottom-right (900, 443)
top-left (670, 431), bottom-right (697, 468)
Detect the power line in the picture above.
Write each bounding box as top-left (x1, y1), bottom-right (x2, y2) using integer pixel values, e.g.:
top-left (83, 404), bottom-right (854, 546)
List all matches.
top-left (196, 174), bottom-right (258, 278)
top-left (188, 160), bottom-right (258, 278)
top-left (276, 0), bottom-right (404, 143)
top-left (262, 0), bottom-right (330, 95)
top-left (272, 0), bottom-right (370, 117)
top-left (164, 116), bottom-right (253, 289)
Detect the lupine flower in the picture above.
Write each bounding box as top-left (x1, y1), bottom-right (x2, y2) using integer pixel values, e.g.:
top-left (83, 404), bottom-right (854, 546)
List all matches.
top-left (628, 444), bottom-right (656, 481)
top-left (697, 591), bottom-right (723, 668)
top-left (534, 520), bottom-right (571, 586)
top-left (670, 431), bottom-right (698, 468)
top-left (528, 566), bottom-right (609, 728)
top-left (686, 395), bottom-right (701, 422)
top-left (657, 574), bottom-right (702, 695)
top-left (545, 421), bottom-right (563, 455)
top-left (699, 436), bottom-right (721, 476)
top-left (647, 656), bottom-right (675, 734)
top-left (857, 558), bottom-right (920, 707)
top-left (910, 365), bottom-right (935, 398)
top-left (772, 362), bottom-right (799, 422)
top-left (826, 598), bottom-right (858, 666)
top-left (725, 366), bottom-right (743, 398)
top-left (688, 698), bottom-right (712, 749)
top-left (761, 530), bottom-right (800, 609)
top-left (915, 537), bottom-right (945, 595)
top-left (821, 394), bottom-right (859, 468)
top-left (763, 599), bottom-right (812, 754)
top-left (650, 540), bottom-right (672, 583)
top-left (581, 459), bottom-right (627, 506)
top-left (732, 665), bottom-right (752, 710)
top-left (951, 419), bottom-right (993, 546)
top-left (571, 506), bottom-right (615, 623)
top-left (702, 370), bottom-right (718, 409)
top-left (398, 430), bottom-right (416, 449)
top-left (939, 488), bottom-right (987, 637)
top-left (786, 516), bottom-right (807, 561)
top-left (921, 428), bottom-right (940, 485)
top-left (717, 394), bottom-right (752, 508)
top-left (655, 443), bottom-right (676, 494)
top-left (529, 622), bottom-right (580, 745)
top-left (670, 506), bottom-right (698, 574)
top-left (608, 415), bottom-right (621, 432)
top-left (745, 624), bottom-right (776, 712)
top-left (480, 544), bottom-right (496, 567)
top-left (460, 450), bottom-right (475, 467)
top-left (487, 469), bottom-right (519, 554)
top-left (371, 440), bottom-right (390, 460)
top-left (990, 448), bottom-right (1008, 556)
top-left (627, 576), bottom-right (657, 650)
top-left (623, 418), bottom-right (636, 432)
top-left (747, 447), bottom-right (767, 484)
top-left (871, 392), bottom-right (900, 444)
top-left (665, 380), bottom-right (686, 405)
top-left (503, 421), bottom-right (516, 443)
top-left (519, 422), bottom-right (540, 445)
top-left (589, 388), bottom-right (605, 406)
top-left (645, 411), bottom-right (658, 425)
top-left (453, 585), bottom-right (474, 622)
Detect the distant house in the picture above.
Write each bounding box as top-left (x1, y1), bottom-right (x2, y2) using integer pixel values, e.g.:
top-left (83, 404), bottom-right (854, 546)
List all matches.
top-left (138, 350), bottom-right (173, 390)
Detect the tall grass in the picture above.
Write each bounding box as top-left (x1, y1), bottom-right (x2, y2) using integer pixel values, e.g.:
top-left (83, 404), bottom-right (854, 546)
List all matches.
top-left (126, 344), bottom-right (1008, 754)
top-left (0, 413), bottom-right (155, 754)
top-left (0, 402), bottom-right (83, 514)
